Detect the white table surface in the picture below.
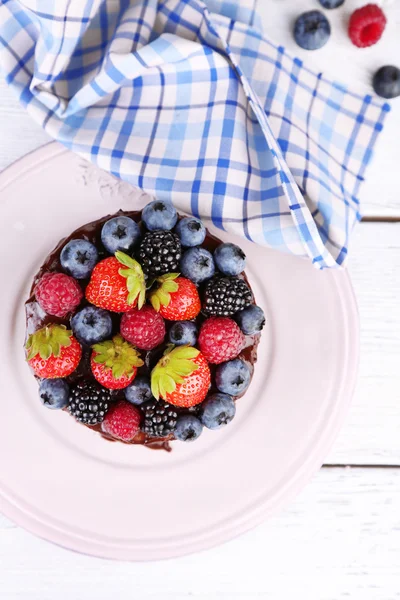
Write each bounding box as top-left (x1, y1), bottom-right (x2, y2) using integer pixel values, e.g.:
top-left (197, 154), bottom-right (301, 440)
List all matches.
top-left (1, 1), bottom-right (400, 598)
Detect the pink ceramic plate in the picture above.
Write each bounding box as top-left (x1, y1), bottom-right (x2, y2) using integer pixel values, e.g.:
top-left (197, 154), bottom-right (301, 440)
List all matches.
top-left (0, 143), bottom-right (359, 560)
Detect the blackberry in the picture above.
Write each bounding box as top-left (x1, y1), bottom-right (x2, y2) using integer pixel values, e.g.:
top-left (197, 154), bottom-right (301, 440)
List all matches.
top-left (203, 276), bottom-right (253, 317)
top-left (138, 231), bottom-right (181, 277)
top-left (68, 380), bottom-right (111, 425)
top-left (141, 399), bottom-right (178, 437)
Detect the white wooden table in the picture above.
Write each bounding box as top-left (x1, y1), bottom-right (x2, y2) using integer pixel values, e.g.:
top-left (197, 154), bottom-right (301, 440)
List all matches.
top-left (1, 1), bottom-right (400, 597)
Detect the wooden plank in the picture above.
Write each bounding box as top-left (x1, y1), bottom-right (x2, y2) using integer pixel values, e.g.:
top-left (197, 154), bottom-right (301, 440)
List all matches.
top-left (1, 467), bottom-right (400, 599)
top-left (326, 221), bottom-right (400, 464)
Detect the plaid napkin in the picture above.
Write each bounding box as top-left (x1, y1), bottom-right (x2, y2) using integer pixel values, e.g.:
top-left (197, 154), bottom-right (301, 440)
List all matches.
top-left (0, 0), bottom-right (390, 268)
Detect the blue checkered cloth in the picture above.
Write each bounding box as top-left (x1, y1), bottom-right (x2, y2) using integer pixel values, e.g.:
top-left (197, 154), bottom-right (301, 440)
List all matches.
top-left (0, 0), bottom-right (390, 268)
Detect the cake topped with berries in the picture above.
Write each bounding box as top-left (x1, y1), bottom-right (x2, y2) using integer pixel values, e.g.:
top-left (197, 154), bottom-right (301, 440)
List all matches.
top-left (25, 201), bottom-right (265, 450)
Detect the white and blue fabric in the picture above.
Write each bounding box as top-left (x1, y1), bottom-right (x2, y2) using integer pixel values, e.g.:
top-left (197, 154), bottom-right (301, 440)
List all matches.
top-left (0, 0), bottom-right (390, 268)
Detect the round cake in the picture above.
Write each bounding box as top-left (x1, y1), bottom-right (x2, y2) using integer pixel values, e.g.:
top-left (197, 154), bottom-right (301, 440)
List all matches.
top-left (24, 201), bottom-right (265, 450)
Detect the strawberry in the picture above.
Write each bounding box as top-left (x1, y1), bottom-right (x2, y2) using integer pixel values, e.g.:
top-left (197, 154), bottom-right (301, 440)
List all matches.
top-left (91, 334), bottom-right (144, 390)
top-left (149, 274), bottom-right (201, 321)
top-left (151, 345), bottom-right (210, 408)
top-left (85, 251), bottom-right (146, 313)
top-left (26, 324), bottom-right (82, 378)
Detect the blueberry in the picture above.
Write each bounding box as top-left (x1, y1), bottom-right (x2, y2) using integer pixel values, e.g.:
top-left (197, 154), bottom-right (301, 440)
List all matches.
top-left (180, 247), bottom-right (215, 284)
top-left (175, 217), bottom-right (206, 247)
top-left (215, 359), bottom-right (251, 396)
top-left (235, 305), bottom-right (265, 335)
top-left (318, 0), bottom-right (344, 8)
top-left (294, 11), bottom-right (330, 50)
top-left (373, 66), bottom-right (400, 99)
top-left (142, 200), bottom-right (178, 231)
top-left (124, 376), bottom-right (153, 406)
top-left (200, 393), bottom-right (236, 430)
top-left (60, 239), bottom-right (98, 279)
top-left (214, 243), bottom-right (246, 276)
top-left (39, 379), bottom-right (69, 410)
top-left (168, 321), bottom-right (198, 346)
top-left (71, 306), bottom-right (113, 345)
top-left (174, 415), bottom-right (203, 442)
top-left (101, 216), bottom-right (141, 254)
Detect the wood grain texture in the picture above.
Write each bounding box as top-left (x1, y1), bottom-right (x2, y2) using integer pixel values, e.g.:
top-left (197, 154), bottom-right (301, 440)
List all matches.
top-left (1, 467), bottom-right (400, 599)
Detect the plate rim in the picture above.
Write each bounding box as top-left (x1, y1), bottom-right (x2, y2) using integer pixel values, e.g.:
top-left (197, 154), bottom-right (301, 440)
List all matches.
top-left (0, 143), bottom-right (360, 561)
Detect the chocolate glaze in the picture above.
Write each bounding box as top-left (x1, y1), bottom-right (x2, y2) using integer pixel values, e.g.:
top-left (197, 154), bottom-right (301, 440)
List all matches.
top-left (25, 211), bottom-right (260, 450)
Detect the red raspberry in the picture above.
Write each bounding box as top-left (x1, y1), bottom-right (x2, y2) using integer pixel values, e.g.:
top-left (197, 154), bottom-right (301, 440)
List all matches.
top-left (101, 400), bottom-right (141, 442)
top-left (348, 4), bottom-right (386, 48)
top-left (35, 272), bottom-right (83, 317)
top-left (198, 317), bottom-right (245, 364)
top-left (120, 305), bottom-right (166, 350)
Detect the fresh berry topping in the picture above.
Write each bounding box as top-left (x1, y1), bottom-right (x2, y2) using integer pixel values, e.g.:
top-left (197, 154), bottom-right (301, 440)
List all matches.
top-left (85, 251), bottom-right (146, 313)
top-left (60, 239), bottom-right (98, 280)
top-left (101, 216), bottom-right (141, 254)
top-left (174, 415), bottom-right (203, 442)
top-left (293, 10), bottom-right (331, 50)
top-left (373, 65), bottom-right (400, 99)
top-left (124, 376), bottom-right (153, 406)
top-left (91, 334), bottom-right (143, 390)
top-left (138, 230), bottom-right (181, 278)
top-left (198, 317), bottom-right (245, 364)
top-left (235, 305), bottom-right (266, 335)
top-left (150, 275), bottom-right (201, 321)
top-left (203, 276), bottom-right (252, 317)
top-left (26, 325), bottom-right (82, 378)
top-left (120, 305), bottom-right (165, 350)
top-left (200, 393), bottom-right (236, 430)
top-left (68, 380), bottom-right (111, 425)
top-left (348, 4), bottom-right (386, 48)
top-left (101, 400), bottom-right (141, 441)
top-left (140, 399), bottom-right (178, 437)
top-left (71, 306), bottom-right (113, 346)
top-left (142, 200), bottom-right (178, 231)
top-left (151, 345), bottom-right (210, 408)
top-left (35, 272), bottom-right (83, 317)
top-left (38, 379), bottom-right (70, 409)
top-left (318, 0), bottom-right (344, 8)
top-left (215, 358), bottom-right (251, 396)
top-left (175, 217), bottom-right (206, 247)
top-left (214, 243), bottom-right (246, 276)
top-left (168, 321), bottom-right (198, 346)
top-left (180, 247), bottom-right (215, 284)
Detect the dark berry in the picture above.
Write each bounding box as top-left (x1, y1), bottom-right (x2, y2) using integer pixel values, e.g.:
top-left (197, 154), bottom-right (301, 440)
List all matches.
top-left (168, 321), bottom-right (198, 346)
top-left (138, 231), bottom-right (181, 278)
top-left (142, 200), bottom-right (177, 231)
top-left (60, 239), bottom-right (98, 280)
top-left (235, 305), bottom-right (266, 335)
top-left (71, 306), bottom-right (112, 346)
top-left (215, 359), bottom-right (251, 396)
top-left (124, 376), bottom-right (153, 406)
top-left (141, 399), bottom-right (178, 437)
top-left (294, 10), bottom-right (330, 50)
top-left (101, 216), bottom-right (141, 254)
top-left (200, 393), bottom-right (236, 430)
top-left (373, 66), bottom-right (400, 99)
top-left (214, 243), bottom-right (246, 276)
top-left (319, 0), bottom-right (344, 8)
top-left (203, 276), bottom-right (253, 317)
top-left (180, 247), bottom-right (215, 284)
top-left (175, 217), bottom-right (206, 247)
top-left (39, 379), bottom-right (69, 410)
top-left (174, 415), bottom-right (203, 442)
top-left (68, 380), bottom-right (111, 425)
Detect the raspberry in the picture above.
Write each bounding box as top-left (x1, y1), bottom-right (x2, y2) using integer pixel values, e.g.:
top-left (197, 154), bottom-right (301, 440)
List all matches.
top-left (198, 317), bottom-right (245, 364)
top-left (348, 4), bottom-right (386, 48)
top-left (35, 272), bottom-right (83, 317)
top-left (120, 305), bottom-right (166, 350)
top-left (101, 400), bottom-right (141, 442)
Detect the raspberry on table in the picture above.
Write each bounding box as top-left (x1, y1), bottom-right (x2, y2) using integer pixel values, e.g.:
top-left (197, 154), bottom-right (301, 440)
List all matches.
top-left (348, 4), bottom-right (386, 48)
top-left (198, 317), bottom-right (245, 364)
top-left (35, 272), bottom-right (83, 317)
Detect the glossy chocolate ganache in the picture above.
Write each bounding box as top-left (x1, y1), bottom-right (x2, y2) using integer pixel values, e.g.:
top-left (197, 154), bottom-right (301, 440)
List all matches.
top-left (25, 210), bottom-right (261, 451)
